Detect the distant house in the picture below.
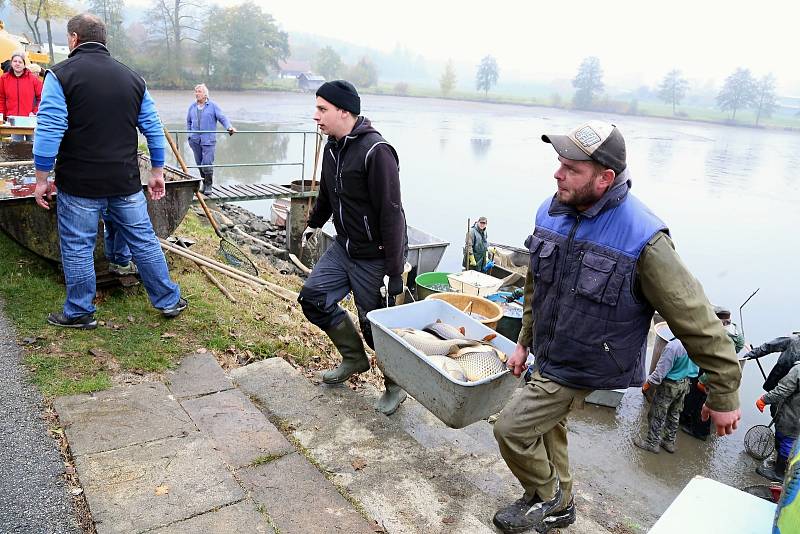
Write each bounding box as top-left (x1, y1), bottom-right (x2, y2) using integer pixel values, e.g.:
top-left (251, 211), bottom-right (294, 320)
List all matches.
top-left (298, 73), bottom-right (326, 93)
top-left (278, 60), bottom-right (311, 79)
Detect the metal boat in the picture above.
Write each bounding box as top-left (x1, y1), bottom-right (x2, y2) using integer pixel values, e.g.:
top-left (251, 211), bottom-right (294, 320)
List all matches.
top-left (0, 150), bottom-right (200, 268)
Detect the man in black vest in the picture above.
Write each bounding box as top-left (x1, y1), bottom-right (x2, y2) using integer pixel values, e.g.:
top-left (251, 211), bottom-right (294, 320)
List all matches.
top-left (491, 121), bottom-right (742, 533)
top-left (298, 80), bottom-right (408, 416)
top-left (32, 13), bottom-right (186, 329)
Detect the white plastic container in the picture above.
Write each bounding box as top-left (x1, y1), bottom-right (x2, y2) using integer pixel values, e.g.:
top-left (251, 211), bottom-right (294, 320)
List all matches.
top-left (447, 270), bottom-right (504, 297)
top-left (367, 299), bottom-right (521, 428)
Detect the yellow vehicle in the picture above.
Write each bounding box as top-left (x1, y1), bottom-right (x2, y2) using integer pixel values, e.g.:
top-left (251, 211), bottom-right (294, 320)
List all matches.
top-left (0, 20), bottom-right (50, 67)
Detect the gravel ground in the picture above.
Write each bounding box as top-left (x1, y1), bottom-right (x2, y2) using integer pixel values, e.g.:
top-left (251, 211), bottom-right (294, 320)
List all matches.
top-left (0, 303), bottom-right (80, 533)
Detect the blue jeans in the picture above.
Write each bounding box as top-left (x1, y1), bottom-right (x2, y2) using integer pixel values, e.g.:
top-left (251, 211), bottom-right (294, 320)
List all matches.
top-left (102, 211), bottom-right (132, 265)
top-left (11, 133), bottom-right (33, 141)
top-left (56, 190), bottom-right (181, 318)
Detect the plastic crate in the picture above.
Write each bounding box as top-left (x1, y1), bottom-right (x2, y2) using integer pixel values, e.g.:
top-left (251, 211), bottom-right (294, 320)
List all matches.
top-left (367, 299), bottom-right (521, 428)
top-left (447, 270), bottom-right (504, 297)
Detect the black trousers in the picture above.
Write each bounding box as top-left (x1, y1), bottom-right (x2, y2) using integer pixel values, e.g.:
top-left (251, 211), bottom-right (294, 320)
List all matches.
top-left (298, 241), bottom-right (386, 349)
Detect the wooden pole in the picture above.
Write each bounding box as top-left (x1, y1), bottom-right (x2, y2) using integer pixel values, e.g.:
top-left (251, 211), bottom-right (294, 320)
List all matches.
top-left (162, 126), bottom-right (224, 238)
top-left (174, 236), bottom-right (236, 302)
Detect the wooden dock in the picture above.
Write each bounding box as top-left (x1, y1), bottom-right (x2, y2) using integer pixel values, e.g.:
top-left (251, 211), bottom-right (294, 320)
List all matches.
top-left (203, 182), bottom-right (317, 202)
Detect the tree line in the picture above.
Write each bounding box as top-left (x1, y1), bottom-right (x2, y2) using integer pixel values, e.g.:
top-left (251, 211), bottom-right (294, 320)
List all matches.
top-left (3, 0), bottom-right (291, 90)
top-left (436, 54), bottom-right (780, 126)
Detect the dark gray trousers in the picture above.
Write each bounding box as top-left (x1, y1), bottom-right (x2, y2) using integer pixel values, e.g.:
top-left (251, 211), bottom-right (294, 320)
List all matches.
top-left (298, 241), bottom-right (386, 349)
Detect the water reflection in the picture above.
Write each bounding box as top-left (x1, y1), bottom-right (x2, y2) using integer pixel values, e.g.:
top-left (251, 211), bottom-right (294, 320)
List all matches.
top-left (167, 122), bottom-right (290, 185)
top-left (704, 138), bottom-right (760, 197)
top-left (470, 137), bottom-right (492, 158)
top-left (469, 119), bottom-right (492, 159)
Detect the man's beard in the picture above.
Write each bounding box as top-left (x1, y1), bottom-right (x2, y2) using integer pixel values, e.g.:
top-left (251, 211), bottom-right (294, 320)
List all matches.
top-left (558, 175), bottom-right (603, 208)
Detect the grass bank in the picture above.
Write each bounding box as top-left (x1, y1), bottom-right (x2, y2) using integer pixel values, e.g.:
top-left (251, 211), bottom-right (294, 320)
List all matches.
top-left (0, 210), bottom-right (358, 398)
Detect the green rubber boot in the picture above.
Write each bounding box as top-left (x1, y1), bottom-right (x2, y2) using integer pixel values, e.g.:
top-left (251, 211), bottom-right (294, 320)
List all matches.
top-left (375, 376), bottom-right (407, 415)
top-left (322, 315), bottom-right (370, 384)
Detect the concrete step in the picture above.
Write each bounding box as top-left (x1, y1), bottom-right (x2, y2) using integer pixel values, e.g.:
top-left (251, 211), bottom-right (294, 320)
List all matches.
top-left (232, 358), bottom-right (619, 533)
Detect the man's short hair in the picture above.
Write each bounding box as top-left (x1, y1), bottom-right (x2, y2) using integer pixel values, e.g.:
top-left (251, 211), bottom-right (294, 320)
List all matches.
top-left (67, 13), bottom-right (107, 45)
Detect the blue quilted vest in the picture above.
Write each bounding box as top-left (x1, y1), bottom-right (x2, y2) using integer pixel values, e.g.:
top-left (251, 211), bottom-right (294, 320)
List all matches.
top-left (526, 178), bottom-right (667, 390)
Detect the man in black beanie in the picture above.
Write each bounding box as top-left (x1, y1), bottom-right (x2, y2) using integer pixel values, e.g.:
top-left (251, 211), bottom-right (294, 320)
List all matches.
top-left (298, 80), bottom-right (409, 416)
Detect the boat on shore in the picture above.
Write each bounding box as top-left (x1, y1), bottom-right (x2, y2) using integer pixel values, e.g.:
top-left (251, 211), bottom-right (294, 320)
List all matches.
top-left (0, 152), bottom-right (200, 272)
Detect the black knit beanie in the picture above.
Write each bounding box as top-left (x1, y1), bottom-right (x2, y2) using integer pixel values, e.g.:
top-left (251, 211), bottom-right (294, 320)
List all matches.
top-left (316, 80), bottom-right (360, 115)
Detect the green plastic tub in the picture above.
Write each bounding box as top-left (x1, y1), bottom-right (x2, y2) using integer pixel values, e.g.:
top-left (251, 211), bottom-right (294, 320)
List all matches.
top-left (415, 272), bottom-right (452, 300)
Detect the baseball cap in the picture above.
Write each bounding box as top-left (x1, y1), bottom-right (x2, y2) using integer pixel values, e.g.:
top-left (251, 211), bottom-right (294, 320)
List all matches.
top-left (713, 305), bottom-right (732, 317)
top-left (542, 120), bottom-right (626, 175)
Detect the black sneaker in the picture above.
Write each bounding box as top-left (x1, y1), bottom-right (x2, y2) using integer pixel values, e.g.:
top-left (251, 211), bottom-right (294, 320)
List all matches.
top-left (161, 298), bottom-right (188, 318)
top-left (537, 498), bottom-right (576, 533)
top-left (47, 312), bottom-right (97, 330)
top-left (493, 486), bottom-right (563, 533)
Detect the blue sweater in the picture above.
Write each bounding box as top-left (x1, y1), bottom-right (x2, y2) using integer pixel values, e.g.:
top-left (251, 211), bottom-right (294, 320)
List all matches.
top-left (33, 72), bottom-right (165, 172)
top-left (186, 100), bottom-right (231, 145)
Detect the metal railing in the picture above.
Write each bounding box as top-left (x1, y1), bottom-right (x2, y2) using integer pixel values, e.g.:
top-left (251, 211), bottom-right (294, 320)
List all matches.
top-left (168, 129), bottom-right (323, 192)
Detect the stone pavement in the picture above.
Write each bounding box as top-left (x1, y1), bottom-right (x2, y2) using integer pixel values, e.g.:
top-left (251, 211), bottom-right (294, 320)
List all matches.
top-left (54, 353), bottom-right (376, 534)
top-left (233, 358), bottom-right (617, 534)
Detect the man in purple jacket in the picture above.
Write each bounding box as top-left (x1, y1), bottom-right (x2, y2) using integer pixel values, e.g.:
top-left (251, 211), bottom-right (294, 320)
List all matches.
top-left (186, 83), bottom-right (236, 195)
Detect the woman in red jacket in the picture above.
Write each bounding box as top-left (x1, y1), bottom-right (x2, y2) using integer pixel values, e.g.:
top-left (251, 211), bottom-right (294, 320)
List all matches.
top-left (0, 52), bottom-right (43, 141)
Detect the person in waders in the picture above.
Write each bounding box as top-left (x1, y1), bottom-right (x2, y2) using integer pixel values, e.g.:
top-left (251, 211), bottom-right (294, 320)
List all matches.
top-left (491, 120), bottom-right (743, 533)
top-left (186, 83), bottom-right (236, 195)
top-left (755, 361), bottom-right (800, 482)
top-left (634, 337), bottom-right (699, 454)
top-left (467, 216), bottom-right (489, 271)
top-left (297, 80), bottom-right (409, 416)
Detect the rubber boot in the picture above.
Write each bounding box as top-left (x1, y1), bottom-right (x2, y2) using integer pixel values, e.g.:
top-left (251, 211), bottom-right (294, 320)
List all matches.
top-left (757, 455), bottom-right (787, 482)
top-left (375, 376), bottom-right (407, 415)
top-left (322, 315), bottom-right (370, 384)
top-left (202, 169), bottom-right (214, 195)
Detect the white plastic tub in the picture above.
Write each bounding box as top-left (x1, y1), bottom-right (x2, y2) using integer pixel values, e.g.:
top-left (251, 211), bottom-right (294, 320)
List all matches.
top-left (447, 270), bottom-right (504, 297)
top-left (367, 299), bottom-right (521, 428)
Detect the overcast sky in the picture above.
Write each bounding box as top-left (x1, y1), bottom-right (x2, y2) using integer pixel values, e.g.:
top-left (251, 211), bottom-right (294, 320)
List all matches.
top-left (126, 0), bottom-right (800, 93)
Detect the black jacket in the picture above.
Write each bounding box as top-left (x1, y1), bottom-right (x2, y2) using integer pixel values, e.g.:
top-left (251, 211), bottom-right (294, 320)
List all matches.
top-left (308, 117), bottom-right (407, 276)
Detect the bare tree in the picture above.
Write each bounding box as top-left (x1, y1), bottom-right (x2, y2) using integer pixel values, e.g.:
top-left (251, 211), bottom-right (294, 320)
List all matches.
top-left (657, 69), bottom-right (689, 115)
top-left (716, 68), bottom-right (757, 120)
top-left (147, 0), bottom-right (201, 85)
top-left (11, 0), bottom-right (45, 44)
top-left (753, 74), bottom-right (777, 126)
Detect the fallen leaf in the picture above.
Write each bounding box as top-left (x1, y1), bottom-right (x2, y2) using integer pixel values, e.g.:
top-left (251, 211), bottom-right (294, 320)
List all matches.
top-left (21, 337), bottom-right (36, 345)
top-left (161, 332), bottom-right (176, 339)
top-left (71, 487), bottom-right (83, 496)
top-left (196, 348), bottom-right (208, 354)
top-left (442, 516), bottom-right (456, 524)
top-left (351, 457), bottom-right (367, 471)
top-left (127, 315), bottom-right (135, 323)
top-left (372, 523), bottom-right (387, 533)
top-left (154, 484), bottom-right (169, 496)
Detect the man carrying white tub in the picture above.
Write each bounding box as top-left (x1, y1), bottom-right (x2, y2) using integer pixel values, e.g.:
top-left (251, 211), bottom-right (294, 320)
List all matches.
top-left (297, 80), bottom-right (409, 416)
top-left (491, 120), bottom-right (743, 533)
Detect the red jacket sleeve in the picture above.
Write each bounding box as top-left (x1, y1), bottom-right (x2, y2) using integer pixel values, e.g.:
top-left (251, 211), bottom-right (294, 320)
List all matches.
top-left (32, 75), bottom-right (43, 114)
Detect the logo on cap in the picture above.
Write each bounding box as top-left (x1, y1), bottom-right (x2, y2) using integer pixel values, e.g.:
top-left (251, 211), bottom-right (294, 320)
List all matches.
top-left (573, 126), bottom-right (602, 148)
